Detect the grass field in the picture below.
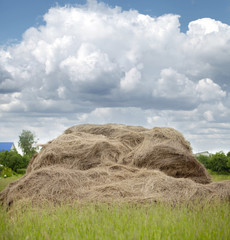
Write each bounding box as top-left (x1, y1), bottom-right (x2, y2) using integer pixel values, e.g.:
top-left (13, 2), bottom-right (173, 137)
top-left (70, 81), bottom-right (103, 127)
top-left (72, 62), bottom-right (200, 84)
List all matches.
top-left (0, 175), bottom-right (22, 192)
top-left (0, 174), bottom-right (230, 240)
top-left (209, 173), bottom-right (230, 182)
top-left (0, 201), bottom-right (230, 240)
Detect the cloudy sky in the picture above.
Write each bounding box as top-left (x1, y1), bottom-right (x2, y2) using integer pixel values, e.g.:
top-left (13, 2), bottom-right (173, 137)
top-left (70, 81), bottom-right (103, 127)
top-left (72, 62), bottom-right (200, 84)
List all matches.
top-left (0, 0), bottom-right (230, 153)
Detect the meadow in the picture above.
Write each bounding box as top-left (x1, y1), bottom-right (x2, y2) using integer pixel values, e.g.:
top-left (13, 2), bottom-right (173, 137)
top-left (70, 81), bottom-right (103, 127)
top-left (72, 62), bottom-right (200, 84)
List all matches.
top-left (0, 175), bottom-right (22, 192)
top-left (209, 173), bottom-right (230, 182)
top-left (0, 175), bottom-right (230, 240)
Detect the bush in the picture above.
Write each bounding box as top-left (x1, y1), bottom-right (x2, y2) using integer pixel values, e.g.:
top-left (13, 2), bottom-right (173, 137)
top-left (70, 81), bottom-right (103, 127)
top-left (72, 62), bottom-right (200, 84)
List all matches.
top-left (196, 152), bottom-right (230, 174)
top-left (0, 166), bottom-right (13, 177)
top-left (0, 149), bottom-right (31, 172)
top-left (209, 152), bottom-right (229, 174)
top-left (227, 152), bottom-right (230, 158)
top-left (16, 168), bottom-right (26, 175)
top-left (196, 155), bottom-right (210, 169)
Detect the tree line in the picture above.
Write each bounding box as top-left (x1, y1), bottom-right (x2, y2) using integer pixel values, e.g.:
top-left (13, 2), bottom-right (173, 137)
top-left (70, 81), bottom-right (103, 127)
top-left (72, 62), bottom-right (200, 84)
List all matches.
top-left (0, 130), bottom-right (38, 177)
top-left (196, 152), bottom-right (230, 174)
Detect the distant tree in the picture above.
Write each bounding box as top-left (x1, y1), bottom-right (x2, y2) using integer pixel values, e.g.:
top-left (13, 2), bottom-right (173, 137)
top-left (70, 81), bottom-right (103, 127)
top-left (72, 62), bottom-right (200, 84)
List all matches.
top-left (0, 149), bottom-right (30, 172)
top-left (227, 152), bottom-right (230, 158)
top-left (196, 152), bottom-right (230, 174)
top-left (18, 130), bottom-right (38, 157)
top-left (208, 152), bottom-right (229, 174)
top-left (196, 155), bottom-right (210, 169)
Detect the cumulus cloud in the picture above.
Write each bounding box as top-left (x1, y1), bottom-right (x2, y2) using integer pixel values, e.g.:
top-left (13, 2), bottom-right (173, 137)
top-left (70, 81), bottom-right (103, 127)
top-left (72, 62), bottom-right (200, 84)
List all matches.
top-left (152, 68), bottom-right (195, 99)
top-left (187, 18), bottom-right (230, 36)
top-left (0, 0), bottom-right (230, 152)
top-left (195, 78), bottom-right (226, 101)
top-left (120, 66), bottom-right (142, 92)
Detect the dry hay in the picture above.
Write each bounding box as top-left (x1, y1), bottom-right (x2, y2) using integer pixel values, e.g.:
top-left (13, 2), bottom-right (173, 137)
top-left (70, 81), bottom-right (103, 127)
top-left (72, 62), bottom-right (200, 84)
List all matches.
top-left (1, 124), bottom-right (230, 206)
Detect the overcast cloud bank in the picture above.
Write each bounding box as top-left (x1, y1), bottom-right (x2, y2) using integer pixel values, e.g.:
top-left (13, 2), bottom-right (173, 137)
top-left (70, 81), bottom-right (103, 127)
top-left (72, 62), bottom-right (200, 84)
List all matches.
top-left (0, 0), bottom-right (230, 153)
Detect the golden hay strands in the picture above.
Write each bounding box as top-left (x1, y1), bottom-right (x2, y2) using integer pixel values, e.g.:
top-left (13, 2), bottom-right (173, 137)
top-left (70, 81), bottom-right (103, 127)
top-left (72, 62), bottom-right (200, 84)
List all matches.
top-left (1, 124), bottom-right (229, 207)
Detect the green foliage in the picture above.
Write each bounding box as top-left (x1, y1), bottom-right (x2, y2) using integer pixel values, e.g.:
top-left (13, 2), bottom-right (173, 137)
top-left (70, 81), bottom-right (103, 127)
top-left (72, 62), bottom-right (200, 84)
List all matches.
top-left (0, 166), bottom-right (13, 177)
top-left (209, 152), bottom-right (229, 174)
top-left (16, 168), bottom-right (26, 175)
top-left (18, 130), bottom-right (38, 157)
top-left (227, 152), bottom-right (230, 158)
top-left (196, 151), bottom-right (230, 174)
top-left (227, 158), bottom-right (230, 168)
top-left (0, 150), bottom-right (30, 172)
top-left (210, 172), bottom-right (230, 181)
top-left (0, 175), bottom-right (22, 192)
top-left (196, 155), bottom-right (210, 169)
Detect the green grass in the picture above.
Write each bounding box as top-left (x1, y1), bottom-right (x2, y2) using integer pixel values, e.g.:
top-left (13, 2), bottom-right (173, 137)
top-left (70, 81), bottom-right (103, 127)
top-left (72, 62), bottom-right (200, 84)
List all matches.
top-left (0, 175), bottom-right (22, 192)
top-left (207, 171), bottom-right (230, 182)
top-left (0, 201), bottom-right (229, 240)
top-left (211, 174), bottom-right (230, 182)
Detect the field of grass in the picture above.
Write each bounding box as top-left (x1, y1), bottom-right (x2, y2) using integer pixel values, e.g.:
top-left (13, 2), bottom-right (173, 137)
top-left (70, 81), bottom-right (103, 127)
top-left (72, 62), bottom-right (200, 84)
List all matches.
top-left (0, 201), bottom-right (230, 240)
top-left (0, 175), bottom-right (22, 192)
top-left (209, 173), bottom-right (230, 182)
top-left (0, 174), bottom-right (230, 240)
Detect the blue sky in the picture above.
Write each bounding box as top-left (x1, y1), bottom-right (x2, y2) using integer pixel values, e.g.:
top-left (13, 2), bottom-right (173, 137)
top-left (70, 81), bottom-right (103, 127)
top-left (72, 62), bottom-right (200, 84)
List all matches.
top-left (0, 0), bottom-right (230, 153)
top-left (1, 0), bottom-right (230, 44)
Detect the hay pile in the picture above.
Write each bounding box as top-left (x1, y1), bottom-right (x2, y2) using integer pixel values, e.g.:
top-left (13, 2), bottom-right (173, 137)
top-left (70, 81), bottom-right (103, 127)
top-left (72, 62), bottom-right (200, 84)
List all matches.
top-left (1, 124), bottom-right (230, 206)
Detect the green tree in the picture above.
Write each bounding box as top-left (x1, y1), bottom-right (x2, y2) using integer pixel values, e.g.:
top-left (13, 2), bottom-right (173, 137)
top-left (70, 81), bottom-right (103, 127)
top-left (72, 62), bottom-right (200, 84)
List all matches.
top-left (0, 166), bottom-right (13, 177)
top-left (227, 151), bottom-right (230, 158)
top-left (0, 149), bottom-right (30, 172)
top-left (196, 155), bottom-right (210, 169)
top-left (209, 152), bottom-right (229, 174)
top-left (18, 130), bottom-right (38, 157)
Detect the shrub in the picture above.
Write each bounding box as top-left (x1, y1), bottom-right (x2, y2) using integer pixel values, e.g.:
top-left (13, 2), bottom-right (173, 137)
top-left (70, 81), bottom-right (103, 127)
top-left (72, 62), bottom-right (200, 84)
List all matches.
top-left (16, 168), bottom-right (26, 175)
top-left (0, 166), bottom-right (13, 177)
top-left (196, 152), bottom-right (230, 174)
top-left (196, 155), bottom-right (210, 169)
top-left (209, 152), bottom-right (230, 174)
top-left (0, 150), bottom-right (31, 172)
top-left (227, 152), bottom-right (230, 158)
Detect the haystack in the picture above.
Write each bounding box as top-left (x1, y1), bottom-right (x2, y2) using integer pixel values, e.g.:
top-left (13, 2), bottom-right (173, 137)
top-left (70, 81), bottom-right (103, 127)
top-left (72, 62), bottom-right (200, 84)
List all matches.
top-left (1, 124), bottom-right (230, 206)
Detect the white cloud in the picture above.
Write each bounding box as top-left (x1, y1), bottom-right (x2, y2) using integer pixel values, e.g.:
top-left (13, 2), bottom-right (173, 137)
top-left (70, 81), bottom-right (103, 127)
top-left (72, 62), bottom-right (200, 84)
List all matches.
top-left (0, 1), bottom-right (230, 153)
top-left (152, 68), bottom-right (195, 99)
top-left (57, 86), bottom-right (66, 99)
top-left (60, 43), bottom-right (116, 82)
top-left (120, 66), bottom-right (142, 91)
top-left (196, 78), bottom-right (226, 101)
top-left (203, 111), bottom-right (214, 122)
top-left (152, 69), bottom-right (226, 105)
top-left (187, 18), bottom-right (230, 36)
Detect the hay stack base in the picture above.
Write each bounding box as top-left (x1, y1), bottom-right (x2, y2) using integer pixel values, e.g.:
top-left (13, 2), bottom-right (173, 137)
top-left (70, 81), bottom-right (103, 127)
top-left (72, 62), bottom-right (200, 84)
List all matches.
top-left (1, 124), bottom-right (230, 206)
